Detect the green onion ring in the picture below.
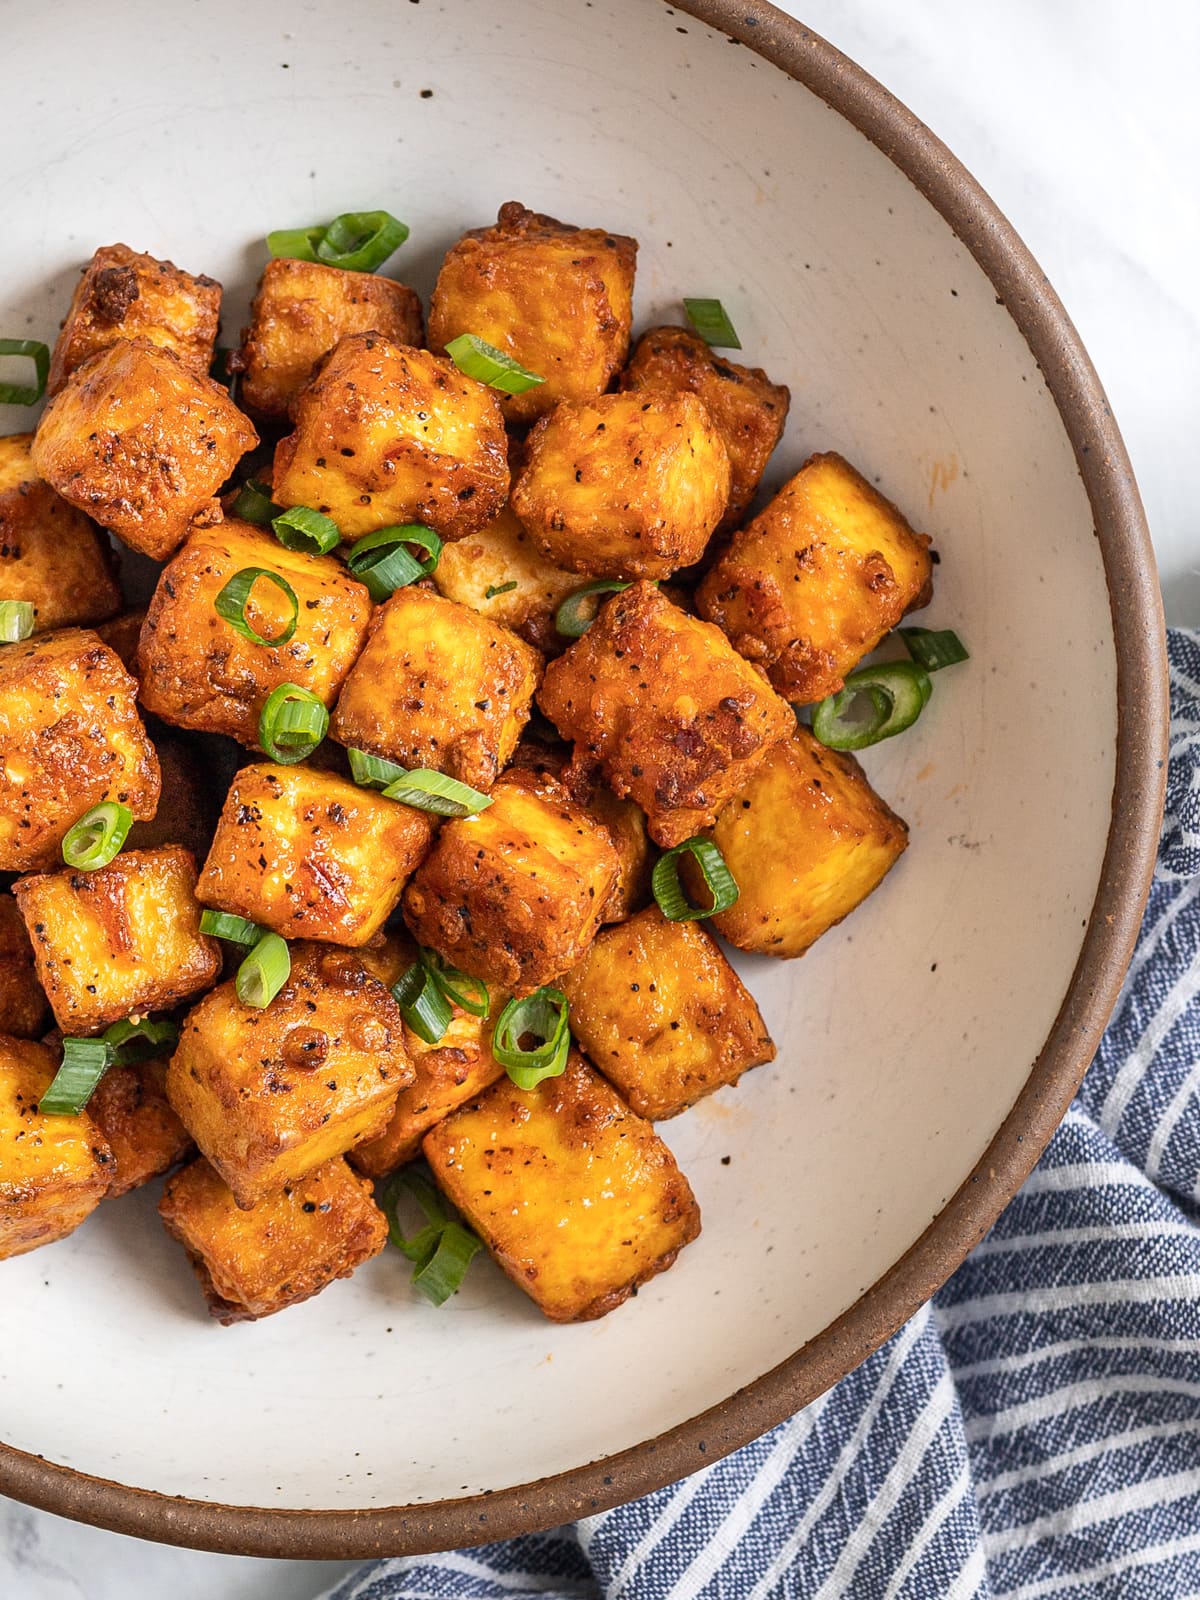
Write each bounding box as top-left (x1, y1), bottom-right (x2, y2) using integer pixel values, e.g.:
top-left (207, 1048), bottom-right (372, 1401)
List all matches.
top-left (213, 567), bottom-right (299, 647)
top-left (899, 626), bottom-right (969, 673)
top-left (811, 661), bottom-right (933, 752)
top-left (377, 1166), bottom-right (482, 1306)
top-left (0, 339), bottom-right (50, 405)
top-left (380, 768), bottom-right (493, 818)
top-left (347, 748), bottom-right (408, 790)
top-left (0, 600), bottom-right (35, 642)
top-left (391, 962), bottom-right (452, 1045)
top-left (258, 683), bottom-right (329, 765)
top-left (682, 297), bottom-right (742, 350)
top-left (554, 580), bottom-right (633, 638)
top-left (346, 524), bottom-right (442, 601)
top-left (38, 1038), bottom-right (111, 1115)
top-left (232, 479), bottom-right (280, 526)
top-left (443, 333), bottom-right (545, 395)
top-left (61, 801), bottom-right (133, 871)
top-left (651, 837), bottom-right (739, 922)
top-left (491, 987), bottom-right (571, 1090)
top-left (271, 505), bottom-right (341, 556)
top-left (419, 948), bottom-right (490, 1019)
top-left (266, 210), bottom-right (409, 274)
top-left (235, 931), bottom-right (291, 1009)
top-left (102, 1015), bottom-right (180, 1066)
top-left (199, 910), bottom-right (267, 947)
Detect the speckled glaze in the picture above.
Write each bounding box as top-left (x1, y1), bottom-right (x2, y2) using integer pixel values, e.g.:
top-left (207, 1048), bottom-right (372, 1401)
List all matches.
top-left (0, 0), bottom-right (1167, 1557)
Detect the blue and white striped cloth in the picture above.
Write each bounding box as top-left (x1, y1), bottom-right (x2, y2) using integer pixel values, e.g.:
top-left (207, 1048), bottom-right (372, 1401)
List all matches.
top-left (322, 628), bottom-right (1200, 1600)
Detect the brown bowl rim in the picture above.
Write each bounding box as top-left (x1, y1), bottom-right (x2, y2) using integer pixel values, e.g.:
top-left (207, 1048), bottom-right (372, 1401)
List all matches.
top-left (0, 0), bottom-right (1170, 1559)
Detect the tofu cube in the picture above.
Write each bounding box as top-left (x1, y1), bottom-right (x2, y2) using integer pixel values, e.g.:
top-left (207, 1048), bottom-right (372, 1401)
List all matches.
top-left (137, 519), bottom-right (372, 747)
top-left (330, 586), bottom-right (542, 791)
top-left (196, 762), bottom-right (435, 946)
top-left (271, 332), bottom-right (509, 542)
top-left (0, 628), bottom-right (160, 872)
top-left (538, 581), bottom-right (793, 848)
top-left (560, 906), bottom-right (775, 1119)
top-left (235, 257), bottom-right (424, 420)
top-left (696, 452), bottom-right (934, 703)
top-left (0, 1035), bottom-right (113, 1259)
top-left (159, 1155), bottom-right (387, 1323)
top-left (427, 200), bottom-right (637, 426)
top-left (32, 338), bottom-right (258, 562)
top-left (85, 1061), bottom-right (193, 1199)
top-left (0, 893), bottom-right (48, 1038)
top-left (698, 724), bottom-right (909, 958)
top-left (47, 243), bottom-right (221, 394)
top-left (619, 325), bottom-right (790, 531)
top-left (93, 609), bottom-right (146, 676)
top-left (165, 943), bottom-right (410, 1209)
top-left (402, 767), bottom-right (620, 996)
top-left (423, 1052), bottom-right (700, 1322)
top-left (511, 390), bottom-right (731, 579)
top-left (14, 846), bottom-right (221, 1035)
top-left (432, 503), bottom-right (581, 655)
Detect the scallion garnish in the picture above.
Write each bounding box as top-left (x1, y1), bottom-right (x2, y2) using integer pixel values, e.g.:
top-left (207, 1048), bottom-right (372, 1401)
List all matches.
top-left (258, 682), bottom-right (329, 765)
top-left (392, 961), bottom-right (453, 1045)
top-left (199, 910), bottom-right (267, 947)
top-left (683, 298), bottom-right (741, 349)
top-left (101, 1015), bottom-right (180, 1066)
top-left (61, 801), bottom-right (133, 871)
top-left (651, 837), bottom-right (739, 922)
top-left (419, 947), bottom-right (490, 1019)
top-left (0, 338), bottom-right (50, 405)
top-left (555, 580), bottom-right (632, 638)
top-left (0, 600), bottom-right (35, 642)
top-left (232, 479), bottom-right (281, 526)
top-left (491, 987), bottom-right (571, 1090)
top-left (235, 930), bottom-right (291, 1009)
top-left (346, 524), bottom-right (442, 601)
top-left (484, 581), bottom-right (518, 599)
top-left (811, 661), bottom-right (933, 752)
top-left (347, 748), bottom-right (407, 790)
top-left (380, 768), bottom-right (492, 818)
top-left (899, 626), bottom-right (969, 673)
top-left (378, 1164), bottom-right (483, 1306)
top-left (443, 333), bottom-right (545, 396)
top-left (271, 505), bottom-right (341, 556)
top-left (214, 567), bottom-right (299, 647)
top-left (267, 210), bottom-right (410, 273)
top-left (39, 1015), bottom-right (180, 1115)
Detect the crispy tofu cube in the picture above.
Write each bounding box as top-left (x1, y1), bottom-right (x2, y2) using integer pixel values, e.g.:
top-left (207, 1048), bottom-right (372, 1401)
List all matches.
top-left (0, 628), bottom-right (160, 872)
top-left (47, 243), bottom-right (221, 395)
top-left (423, 1052), bottom-right (699, 1321)
top-left (159, 1155), bottom-right (387, 1323)
top-left (427, 201), bottom-right (637, 426)
top-left (330, 586), bottom-right (542, 790)
top-left (0, 893), bottom-right (48, 1037)
top-left (0, 1035), bottom-right (113, 1259)
top-left (432, 504), bottom-right (581, 654)
top-left (0, 433), bottom-right (121, 632)
top-left (619, 326), bottom-right (790, 531)
top-left (197, 762), bottom-right (435, 946)
top-left (165, 943), bottom-right (410, 1208)
top-left (14, 847), bottom-right (221, 1035)
top-left (85, 1061), bottom-right (193, 1198)
top-left (511, 391), bottom-right (731, 580)
top-left (539, 581), bottom-right (793, 848)
top-left (271, 332), bottom-right (508, 542)
top-left (235, 257), bottom-right (424, 420)
top-left (402, 767), bottom-right (619, 996)
top-left (93, 609), bottom-right (146, 676)
top-left (696, 453), bottom-right (934, 703)
top-left (32, 338), bottom-right (258, 562)
top-left (560, 906), bottom-right (775, 1119)
top-left (137, 519), bottom-right (372, 747)
top-left (698, 724), bottom-right (908, 957)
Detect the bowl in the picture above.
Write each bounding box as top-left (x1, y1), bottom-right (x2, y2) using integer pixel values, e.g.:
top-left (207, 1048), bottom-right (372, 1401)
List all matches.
top-left (0, 0), bottom-right (1168, 1557)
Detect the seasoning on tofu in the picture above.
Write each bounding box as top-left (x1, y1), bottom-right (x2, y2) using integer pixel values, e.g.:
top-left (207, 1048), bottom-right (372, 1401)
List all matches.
top-left (0, 894), bottom-right (48, 1039)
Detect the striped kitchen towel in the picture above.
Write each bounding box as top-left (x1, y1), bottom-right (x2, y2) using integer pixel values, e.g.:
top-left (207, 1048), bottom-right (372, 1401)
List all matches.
top-left (322, 627), bottom-right (1200, 1600)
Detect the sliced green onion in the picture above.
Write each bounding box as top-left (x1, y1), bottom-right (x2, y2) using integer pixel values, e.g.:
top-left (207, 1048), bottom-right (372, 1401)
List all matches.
top-left (38, 1038), bottom-right (111, 1115)
top-left (271, 505), bottom-right (340, 556)
top-left (232, 479), bottom-right (280, 526)
top-left (61, 801), bottom-right (132, 871)
top-left (378, 1166), bottom-right (481, 1306)
top-left (811, 661), bottom-right (933, 752)
top-left (420, 948), bottom-right (490, 1019)
top-left (381, 769), bottom-right (492, 818)
top-left (683, 297), bottom-right (741, 349)
top-left (346, 524), bottom-right (442, 601)
top-left (411, 1222), bottom-right (483, 1306)
top-left (0, 600), bottom-right (35, 642)
top-left (444, 333), bottom-right (545, 396)
top-left (267, 210), bottom-right (409, 273)
top-left (265, 224), bottom-right (327, 263)
top-left (199, 910), bottom-right (267, 947)
top-left (235, 931), bottom-right (291, 1009)
top-left (392, 962), bottom-right (452, 1045)
top-left (899, 626), bottom-right (970, 673)
top-left (652, 837), bottom-right (739, 922)
top-left (0, 339), bottom-right (50, 405)
top-left (491, 987), bottom-right (571, 1090)
top-left (258, 683), bottom-right (329, 764)
top-left (555, 580), bottom-right (632, 638)
top-left (103, 1015), bottom-right (180, 1066)
top-left (347, 747), bottom-right (408, 790)
top-left (485, 581), bottom-right (518, 599)
top-left (214, 567), bottom-right (299, 647)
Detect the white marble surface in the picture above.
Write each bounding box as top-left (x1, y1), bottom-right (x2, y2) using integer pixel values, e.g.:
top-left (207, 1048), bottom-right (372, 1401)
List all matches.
top-left (2, 2), bottom-right (1193, 1596)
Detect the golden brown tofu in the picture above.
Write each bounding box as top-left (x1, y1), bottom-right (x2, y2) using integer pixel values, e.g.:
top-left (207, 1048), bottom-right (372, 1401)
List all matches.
top-left (165, 943), bottom-right (410, 1209)
top-left (560, 906), bottom-right (775, 1119)
top-left (696, 453), bottom-right (934, 703)
top-left (432, 503), bottom-right (581, 654)
top-left (85, 1061), bottom-right (193, 1198)
top-left (14, 847), bottom-right (221, 1036)
top-left (0, 433), bottom-right (121, 632)
top-left (424, 1052), bottom-right (699, 1321)
top-left (271, 332), bottom-right (508, 542)
top-left (137, 518), bottom-right (372, 747)
top-left (235, 257), bottom-right (425, 421)
top-left (0, 628), bottom-right (160, 872)
top-left (32, 339), bottom-right (257, 563)
top-left (539, 581), bottom-right (793, 848)
top-left (330, 585), bottom-right (542, 791)
top-left (698, 724), bottom-right (908, 957)
top-left (511, 391), bottom-right (731, 580)
top-left (159, 1155), bottom-right (387, 1323)
top-left (47, 244), bottom-right (221, 395)
top-left (402, 767), bottom-right (619, 996)
top-left (0, 1035), bottom-right (113, 1259)
top-left (197, 762), bottom-right (435, 946)
top-left (0, 892), bottom-right (49, 1037)
top-left (427, 201), bottom-right (637, 427)
top-left (619, 326), bottom-right (790, 531)
top-left (93, 609), bottom-right (146, 676)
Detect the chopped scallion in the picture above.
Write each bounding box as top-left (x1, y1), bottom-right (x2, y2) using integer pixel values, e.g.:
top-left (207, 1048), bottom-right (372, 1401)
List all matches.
top-left (271, 505), bottom-right (340, 556)
top-left (0, 600), bottom-right (35, 642)
top-left (380, 768), bottom-right (492, 818)
top-left (213, 567), bottom-right (299, 647)
top-left (391, 962), bottom-right (452, 1045)
top-left (491, 987), bottom-right (571, 1090)
top-left (555, 580), bottom-right (632, 638)
top-left (485, 581), bottom-right (518, 599)
top-left (258, 682), bottom-right (329, 765)
top-left (266, 210), bottom-right (409, 273)
top-left (419, 947), bottom-right (490, 1019)
top-left (651, 837), bottom-right (739, 921)
top-left (39, 1015), bottom-right (180, 1115)
top-left (346, 524), bottom-right (441, 601)
top-left (683, 297), bottom-right (741, 349)
top-left (444, 333), bottom-right (545, 395)
top-left (347, 748), bottom-right (408, 790)
top-left (811, 661), bottom-right (933, 752)
top-left (235, 931), bottom-right (291, 1009)
top-left (199, 910), bottom-right (268, 947)
top-left (232, 479), bottom-right (280, 526)
top-left (0, 339), bottom-right (50, 405)
top-left (61, 801), bottom-right (133, 871)
top-left (899, 626), bottom-right (969, 673)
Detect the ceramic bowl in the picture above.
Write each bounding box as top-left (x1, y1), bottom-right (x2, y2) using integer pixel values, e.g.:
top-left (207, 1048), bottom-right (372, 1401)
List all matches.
top-left (0, 0), bottom-right (1167, 1557)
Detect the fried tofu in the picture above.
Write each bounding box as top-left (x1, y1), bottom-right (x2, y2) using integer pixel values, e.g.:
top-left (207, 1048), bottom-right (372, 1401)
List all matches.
top-left (271, 332), bottom-right (508, 542)
top-left (402, 767), bottom-right (619, 996)
top-left (696, 453), bottom-right (934, 703)
top-left (330, 586), bottom-right (542, 791)
top-left (619, 326), bottom-right (790, 531)
top-left (32, 338), bottom-right (258, 562)
top-left (0, 1035), bottom-right (113, 1259)
top-left (538, 581), bottom-right (793, 848)
top-left (432, 503), bottom-right (581, 654)
top-left (427, 201), bottom-right (637, 426)
top-left (93, 609), bottom-right (146, 676)
top-left (137, 518), bottom-right (372, 747)
top-left (197, 762), bottom-right (435, 946)
top-left (159, 1155), bottom-right (387, 1323)
top-left (235, 257), bottom-right (425, 420)
top-left (165, 943), bottom-right (410, 1209)
top-left (14, 846), bottom-right (221, 1036)
top-left (0, 628), bottom-right (160, 872)
top-left (511, 391), bottom-right (731, 579)
top-left (423, 1052), bottom-right (699, 1321)
top-left (0, 893), bottom-right (49, 1038)
top-left (560, 906), bottom-right (775, 1119)
top-left (85, 1061), bottom-right (193, 1198)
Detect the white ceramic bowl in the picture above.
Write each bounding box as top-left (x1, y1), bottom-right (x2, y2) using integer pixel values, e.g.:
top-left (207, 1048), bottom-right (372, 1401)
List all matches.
top-left (0, 0), bottom-right (1167, 1556)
